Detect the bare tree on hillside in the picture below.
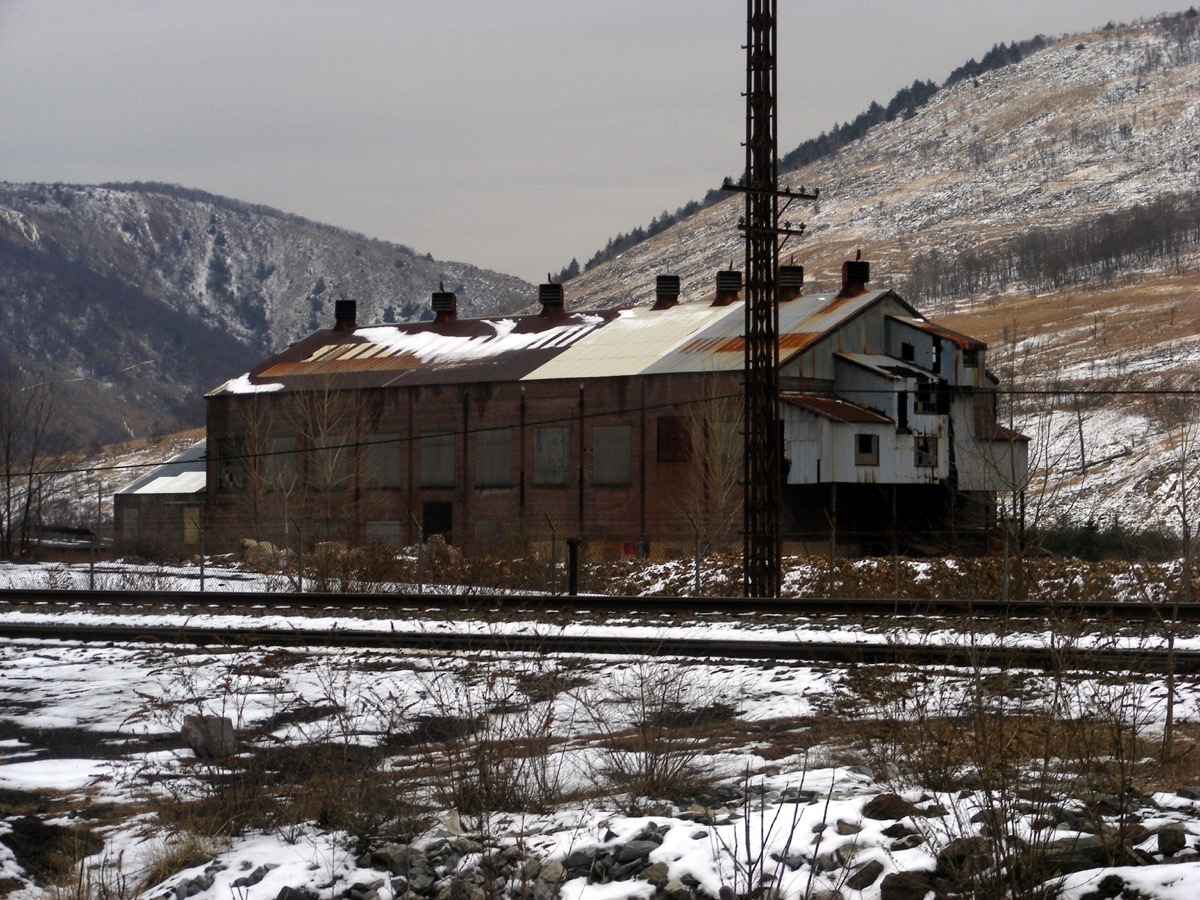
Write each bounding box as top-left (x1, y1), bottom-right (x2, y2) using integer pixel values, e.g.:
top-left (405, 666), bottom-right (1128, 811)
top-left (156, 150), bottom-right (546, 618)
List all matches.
top-left (1146, 394), bottom-right (1200, 754)
top-left (0, 371), bottom-right (67, 558)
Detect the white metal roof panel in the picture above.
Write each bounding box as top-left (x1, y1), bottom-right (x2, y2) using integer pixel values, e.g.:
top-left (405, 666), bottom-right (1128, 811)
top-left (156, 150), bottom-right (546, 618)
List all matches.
top-left (117, 440), bottom-right (207, 496)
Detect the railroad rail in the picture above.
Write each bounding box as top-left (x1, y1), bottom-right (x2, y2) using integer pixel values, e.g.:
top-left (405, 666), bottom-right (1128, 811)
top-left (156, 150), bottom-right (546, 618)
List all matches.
top-left (0, 615), bottom-right (1196, 674)
top-left (1, 587), bottom-right (1197, 621)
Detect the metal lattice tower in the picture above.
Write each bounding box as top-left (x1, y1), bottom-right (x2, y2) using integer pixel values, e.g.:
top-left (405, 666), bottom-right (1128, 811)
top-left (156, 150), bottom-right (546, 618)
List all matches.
top-left (736, 0), bottom-right (816, 597)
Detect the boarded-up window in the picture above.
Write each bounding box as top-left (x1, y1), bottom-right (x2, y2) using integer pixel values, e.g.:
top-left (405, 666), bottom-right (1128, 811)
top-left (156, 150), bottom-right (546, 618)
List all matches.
top-left (365, 520), bottom-right (403, 548)
top-left (420, 433), bottom-right (456, 488)
top-left (593, 426), bottom-right (632, 486)
top-left (915, 435), bottom-right (938, 468)
top-left (534, 427), bottom-right (570, 486)
top-left (264, 436), bottom-right (297, 489)
top-left (855, 433), bottom-right (879, 466)
top-left (183, 507), bottom-right (201, 545)
top-left (657, 416), bottom-right (691, 462)
top-left (475, 428), bottom-right (513, 488)
top-left (313, 435), bottom-right (349, 491)
top-left (364, 434), bottom-right (402, 488)
top-left (122, 507), bottom-right (139, 541)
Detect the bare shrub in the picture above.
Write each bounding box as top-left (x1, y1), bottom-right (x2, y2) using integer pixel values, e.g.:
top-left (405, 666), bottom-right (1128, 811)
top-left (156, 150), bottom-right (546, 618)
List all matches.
top-left (835, 618), bottom-right (1176, 900)
top-left (576, 660), bottom-right (739, 811)
top-left (414, 655), bottom-right (577, 825)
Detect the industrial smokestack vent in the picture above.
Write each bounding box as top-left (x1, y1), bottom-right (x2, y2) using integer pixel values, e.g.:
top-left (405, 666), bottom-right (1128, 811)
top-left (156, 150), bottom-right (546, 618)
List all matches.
top-left (653, 274), bottom-right (682, 310)
top-left (538, 282), bottom-right (565, 317)
top-left (778, 265), bottom-right (804, 289)
top-left (844, 260), bottom-right (870, 285)
top-left (334, 299), bottom-right (357, 330)
top-left (656, 275), bottom-right (681, 296)
top-left (777, 264), bottom-right (804, 302)
top-left (712, 269), bottom-right (743, 307)
top-left (716, 270), bottom-right (743, 293)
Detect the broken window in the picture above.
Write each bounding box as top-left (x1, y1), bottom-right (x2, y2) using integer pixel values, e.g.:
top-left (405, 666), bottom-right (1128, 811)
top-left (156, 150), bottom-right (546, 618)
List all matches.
top-left (915, 382), bottom-right (940, 414)
top-left (534, 427), bottom-right (571, 486)
top-left (855, 433), bottom-right (879, 466)
top-left (475, 428), bottom-right (513, 488)
top-left (216, 438), bottom-right (247, 492)
top-left (962, 348), bottom-right (979, 368)
top-left (422, 500), bottom-right (453, 538)
top-left (914, 435), bottom-right (939, 468)
top-left (593, 425), bottom-right (632, 486)
top-left (420, 433), bottom-right (455, 488)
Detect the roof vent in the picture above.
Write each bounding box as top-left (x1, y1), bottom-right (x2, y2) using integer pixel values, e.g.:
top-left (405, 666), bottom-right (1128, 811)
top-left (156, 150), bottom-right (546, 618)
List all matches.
top-left (712, 270), bottom-right (742, 307)
top-left (838, 257), bottom-right (870, 299)
top-left (778, 265), bottom-right (804, 302)
top-left (538, 282), bottom-right (565, 318)
top-left (652, 274), bottom-right (681, 310)
top-left (334, 299), bottom-right (357, 331)
top-left (432, 284), bottom-right (458, 324)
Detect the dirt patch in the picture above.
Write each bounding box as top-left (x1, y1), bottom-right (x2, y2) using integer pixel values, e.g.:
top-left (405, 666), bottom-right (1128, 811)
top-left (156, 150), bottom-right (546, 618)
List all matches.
top-left (0, 816), bottom-right (103, 884)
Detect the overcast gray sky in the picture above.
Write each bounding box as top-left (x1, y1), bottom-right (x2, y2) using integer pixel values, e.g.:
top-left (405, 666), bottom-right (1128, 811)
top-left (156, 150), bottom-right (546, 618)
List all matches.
top-left (0, 1), bottom-right (1181, 283)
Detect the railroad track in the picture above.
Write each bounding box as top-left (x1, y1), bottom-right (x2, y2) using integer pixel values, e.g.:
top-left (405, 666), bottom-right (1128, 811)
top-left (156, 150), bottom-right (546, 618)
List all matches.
top-left (1, 587), bottom-right (1196, 621)
top-left (0, 614), bottom-right (1196, 674)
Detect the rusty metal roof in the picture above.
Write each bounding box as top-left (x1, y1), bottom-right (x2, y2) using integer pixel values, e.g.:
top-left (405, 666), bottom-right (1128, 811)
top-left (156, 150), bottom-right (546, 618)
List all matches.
top-left (888, 315), bottom-right (987, 350)
top-left (782, 394), bottom-right (894, 424)
top-left (835, 353), bottom-right (930, 380)
top-left (208, 289), bottom-right (904, 395)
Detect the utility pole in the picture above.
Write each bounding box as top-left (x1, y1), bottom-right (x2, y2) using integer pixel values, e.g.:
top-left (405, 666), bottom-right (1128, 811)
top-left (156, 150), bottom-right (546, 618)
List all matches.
top-left (728, 1), bottom-right (816, 597)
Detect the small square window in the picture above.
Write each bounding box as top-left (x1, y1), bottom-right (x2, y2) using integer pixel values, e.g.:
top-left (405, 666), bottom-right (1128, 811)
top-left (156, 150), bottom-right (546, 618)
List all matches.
top-left (901, 341), bottom-right (915, 361)
top-left (962, 348), bottom-right (979, 368)
top-left (855, 433), bottom-right (879, 466)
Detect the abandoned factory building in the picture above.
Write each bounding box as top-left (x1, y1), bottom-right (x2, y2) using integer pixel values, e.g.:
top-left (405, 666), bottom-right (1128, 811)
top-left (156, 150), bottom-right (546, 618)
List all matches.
top-left (198, 260), bottom-right (1028, 557)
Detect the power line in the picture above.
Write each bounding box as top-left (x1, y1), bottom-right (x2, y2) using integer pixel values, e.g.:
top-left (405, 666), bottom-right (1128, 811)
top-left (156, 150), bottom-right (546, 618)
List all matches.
top-left (15, 383), bottom-right (1200, 483)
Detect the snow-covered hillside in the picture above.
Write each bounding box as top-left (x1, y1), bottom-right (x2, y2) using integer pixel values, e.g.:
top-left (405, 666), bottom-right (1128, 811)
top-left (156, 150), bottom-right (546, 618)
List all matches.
top-left (0, 183), bottom-right (534, 443)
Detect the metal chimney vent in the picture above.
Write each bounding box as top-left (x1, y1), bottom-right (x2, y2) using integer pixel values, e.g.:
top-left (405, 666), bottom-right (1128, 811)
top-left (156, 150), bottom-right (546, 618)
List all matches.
top-left (778, 265), bottom-right (804, 289)
top-left (653, 274), bottom-right (682, 310)
top-left (538, 282), bottom-right (565, 317)
top-left (334, 299), bottom-right (357, 330)
top-left (716, 270), bottom-right (743, 293)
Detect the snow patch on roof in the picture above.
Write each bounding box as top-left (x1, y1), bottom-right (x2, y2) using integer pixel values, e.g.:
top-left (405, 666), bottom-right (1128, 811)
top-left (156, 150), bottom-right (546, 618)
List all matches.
top-left (218, 373), bottom-right (285, 394)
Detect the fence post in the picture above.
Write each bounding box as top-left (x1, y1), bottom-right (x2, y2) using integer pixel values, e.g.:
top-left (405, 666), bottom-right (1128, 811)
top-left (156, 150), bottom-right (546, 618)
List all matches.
top-left (567, 537), bottom-right (581, 596)
top-left (411, 514), bottom-right (424, 595)
top-left (546, 514), bottom-right (557, 595)
top-left (687, 513), bottom-right (701, 597)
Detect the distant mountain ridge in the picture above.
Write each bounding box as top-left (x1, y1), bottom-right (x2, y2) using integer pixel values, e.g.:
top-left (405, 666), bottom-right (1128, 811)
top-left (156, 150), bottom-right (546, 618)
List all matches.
top-left (0, 182), bottom-right (534, 444)
top-left (562, 12), bottom-right (1199, 308)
